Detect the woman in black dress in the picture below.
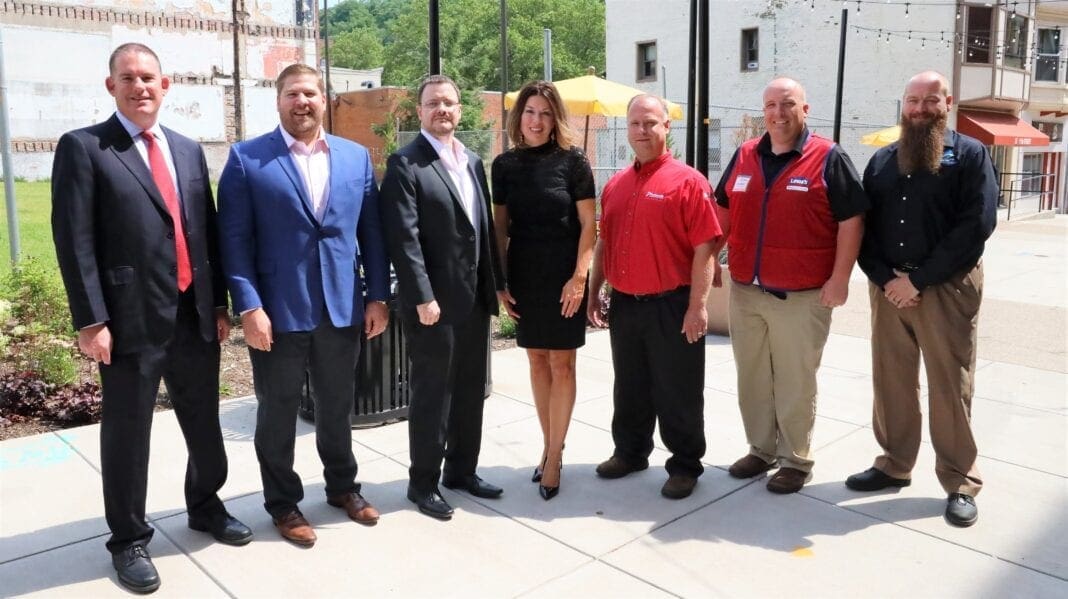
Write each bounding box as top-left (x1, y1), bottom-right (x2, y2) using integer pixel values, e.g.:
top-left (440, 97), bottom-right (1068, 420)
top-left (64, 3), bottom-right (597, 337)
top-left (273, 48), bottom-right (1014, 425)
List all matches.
top-left (492, 81), bottom-right (596, 501)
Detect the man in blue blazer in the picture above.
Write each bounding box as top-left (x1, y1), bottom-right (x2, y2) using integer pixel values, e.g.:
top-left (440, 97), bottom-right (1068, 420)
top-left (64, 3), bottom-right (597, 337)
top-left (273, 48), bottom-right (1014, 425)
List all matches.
top-left (218, 64), bottom-right (390, 546)
top-left (52, 43), bottom-right (251, 594)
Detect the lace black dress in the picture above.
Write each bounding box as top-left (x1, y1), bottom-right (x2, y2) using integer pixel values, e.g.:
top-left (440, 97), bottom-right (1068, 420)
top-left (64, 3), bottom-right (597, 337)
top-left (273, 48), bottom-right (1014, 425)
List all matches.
top-left (491, 143), bottom-right (596, 349)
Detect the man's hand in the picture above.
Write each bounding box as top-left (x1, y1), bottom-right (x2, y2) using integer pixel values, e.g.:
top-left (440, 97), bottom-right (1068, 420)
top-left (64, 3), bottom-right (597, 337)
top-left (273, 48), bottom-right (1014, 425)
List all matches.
top-left (364, 301), bottom-right (389, 339)
top-left (215, 309), bottom-right (232, 344)
top-left (416, 300), bottom-right (441, 326)
top-left (681, 304), bottom-right (708, 344)
top-left (559, 275), bottom-right (586, 318)
top-left (497, 289), bottom-right (519, 319)
top-left (78, 323), bottom-right (113, 365)
top-left (712, 261), bottom-right (723, 288)
top-left (241, 308), bottom-right (273, 352)
top-left (819, 275), bottom-right (849, 308)
top-left (884, 270), bottom-right (920, 308)
top-left (587, 289), bottom-right (606, 328)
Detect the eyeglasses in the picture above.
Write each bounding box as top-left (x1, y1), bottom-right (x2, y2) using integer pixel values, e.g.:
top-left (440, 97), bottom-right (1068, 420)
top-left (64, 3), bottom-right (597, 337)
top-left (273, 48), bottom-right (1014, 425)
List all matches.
top-left (422, 100), bottom-right (460, 110)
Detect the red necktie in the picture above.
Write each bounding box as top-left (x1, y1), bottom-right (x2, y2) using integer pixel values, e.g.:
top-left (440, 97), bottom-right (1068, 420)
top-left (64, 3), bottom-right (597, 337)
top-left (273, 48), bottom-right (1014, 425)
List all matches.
top-left (141, 131), bottom-right (192, 291)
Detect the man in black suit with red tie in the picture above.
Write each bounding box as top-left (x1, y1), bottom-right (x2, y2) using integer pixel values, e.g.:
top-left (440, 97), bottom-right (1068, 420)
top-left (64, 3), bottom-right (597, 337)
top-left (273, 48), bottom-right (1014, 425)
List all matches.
top-left (51, 43), bottom-right (250, 594)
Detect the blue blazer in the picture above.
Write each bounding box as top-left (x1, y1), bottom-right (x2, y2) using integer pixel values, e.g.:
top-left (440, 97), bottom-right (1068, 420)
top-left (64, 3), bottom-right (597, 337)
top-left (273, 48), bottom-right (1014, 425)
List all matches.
top-left (217, 127), bottom-right (389, 334)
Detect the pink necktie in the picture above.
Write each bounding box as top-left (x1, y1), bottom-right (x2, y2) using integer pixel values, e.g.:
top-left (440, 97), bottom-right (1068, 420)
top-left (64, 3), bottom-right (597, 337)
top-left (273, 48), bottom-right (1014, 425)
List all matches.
top-left (141, 132), bottom-right (192, 291)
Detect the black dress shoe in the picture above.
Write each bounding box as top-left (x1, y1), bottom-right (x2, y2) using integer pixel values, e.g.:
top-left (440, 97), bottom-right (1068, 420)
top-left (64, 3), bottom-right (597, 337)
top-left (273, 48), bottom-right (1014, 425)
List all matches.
top-left (945, 493), bottom-right (978, 527)
top-left (441, 474), bottom-right (503, 498)
top-left (407, 489), bottom-right (454, 520)
top-left (188, 514), bottom-right (254, 546)
top-left (111, 545), bottom-right (160, 594)
top-left (844, 467), bottom-right (911, 491)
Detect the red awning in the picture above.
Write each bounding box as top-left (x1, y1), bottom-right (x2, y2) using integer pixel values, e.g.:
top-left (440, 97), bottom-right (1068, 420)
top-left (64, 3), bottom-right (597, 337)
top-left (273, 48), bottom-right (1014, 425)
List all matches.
top-left (957, 110), bottom-right (1051, 147)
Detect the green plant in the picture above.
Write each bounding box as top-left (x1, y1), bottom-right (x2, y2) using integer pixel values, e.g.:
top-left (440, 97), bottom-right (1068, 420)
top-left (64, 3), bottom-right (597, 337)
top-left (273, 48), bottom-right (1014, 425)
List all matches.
top-left (495, 313), bottom-right (517, 339)
top-left (2, 257), bottom-right (80, 385)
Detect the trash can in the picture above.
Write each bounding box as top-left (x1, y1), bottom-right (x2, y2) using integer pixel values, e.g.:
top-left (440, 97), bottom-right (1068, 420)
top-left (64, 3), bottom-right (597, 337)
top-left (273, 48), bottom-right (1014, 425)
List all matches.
top-left (299, 296), bottom-right (410, 427)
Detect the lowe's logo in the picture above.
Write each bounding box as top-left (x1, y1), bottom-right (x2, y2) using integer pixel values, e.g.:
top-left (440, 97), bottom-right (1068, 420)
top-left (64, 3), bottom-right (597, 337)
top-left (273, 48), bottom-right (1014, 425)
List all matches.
top-left (785, 176), bottom-right (810, 192)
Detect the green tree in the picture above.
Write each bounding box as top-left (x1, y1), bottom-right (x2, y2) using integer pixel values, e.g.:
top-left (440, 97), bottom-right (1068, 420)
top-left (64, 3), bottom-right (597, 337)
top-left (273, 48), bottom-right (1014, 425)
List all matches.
top-left (380, 0), bottom-right (605, 92)
top-left (330, 28), bottom-right (387, 69)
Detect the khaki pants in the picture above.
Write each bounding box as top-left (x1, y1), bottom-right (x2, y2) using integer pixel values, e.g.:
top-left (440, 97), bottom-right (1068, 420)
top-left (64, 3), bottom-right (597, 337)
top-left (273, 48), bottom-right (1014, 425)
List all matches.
top-left (729, 284), bottom-right (832, 472)
top-left (869, 263), bottom-right (984, 496)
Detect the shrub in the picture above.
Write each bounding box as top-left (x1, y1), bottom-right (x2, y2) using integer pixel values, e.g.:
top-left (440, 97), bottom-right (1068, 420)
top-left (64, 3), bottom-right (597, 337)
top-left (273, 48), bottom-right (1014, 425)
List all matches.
top-left (0, 372), bottom-right (101, 426)
top-left (495, 313), bottom-right (517, 339)
top-left (1, 258), bottom-right (80, 385)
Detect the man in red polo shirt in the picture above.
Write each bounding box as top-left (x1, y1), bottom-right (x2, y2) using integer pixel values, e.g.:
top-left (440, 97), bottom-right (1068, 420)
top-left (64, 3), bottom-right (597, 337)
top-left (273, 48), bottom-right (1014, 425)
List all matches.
top-left (587, 94), bottom-right (721, 499)
top-left (714, 77), bottom-right (867, 494)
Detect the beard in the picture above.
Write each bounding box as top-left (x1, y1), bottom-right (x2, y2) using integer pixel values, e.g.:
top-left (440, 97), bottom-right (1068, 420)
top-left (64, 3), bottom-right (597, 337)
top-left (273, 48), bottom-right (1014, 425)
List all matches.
top-left (897, 111), bottom-right (948, 175)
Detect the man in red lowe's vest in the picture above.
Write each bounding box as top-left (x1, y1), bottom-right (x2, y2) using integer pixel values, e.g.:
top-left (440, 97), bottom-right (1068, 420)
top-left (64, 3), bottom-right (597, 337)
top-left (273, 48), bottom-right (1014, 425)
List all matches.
top-left (713, 77), bottom-right (868, 494)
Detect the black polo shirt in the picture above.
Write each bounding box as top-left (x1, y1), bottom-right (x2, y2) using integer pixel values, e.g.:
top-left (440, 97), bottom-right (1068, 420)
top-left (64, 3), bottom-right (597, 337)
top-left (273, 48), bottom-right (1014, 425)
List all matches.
top-left (857, 129), bottom-right (998, 290)
top-left (714, 128), bottom-right (868, 222)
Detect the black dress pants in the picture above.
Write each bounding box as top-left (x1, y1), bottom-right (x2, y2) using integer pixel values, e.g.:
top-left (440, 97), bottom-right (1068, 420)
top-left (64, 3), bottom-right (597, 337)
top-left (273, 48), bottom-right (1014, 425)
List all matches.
top-left (608, 289), bottom-right (706, 478)
top-left (249, 320), bottom-right (362, 518)
top-left (99, 291), bottom-right (227, 554)
top-left (403, 304), bottom-right (490, 495)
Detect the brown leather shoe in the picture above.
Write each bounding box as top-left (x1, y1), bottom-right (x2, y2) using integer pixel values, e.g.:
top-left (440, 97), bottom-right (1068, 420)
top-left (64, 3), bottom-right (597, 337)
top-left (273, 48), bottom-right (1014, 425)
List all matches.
top-left (660, 475), bottom-right (698, 499)
top-left (327, 492), bottom-right (380, 525)
top-left (728, 454), bottom-right (775, 479)
top-left (273, 511), bottom-right (316, 546)
top-left (766, 467), bottom-right (811, 494)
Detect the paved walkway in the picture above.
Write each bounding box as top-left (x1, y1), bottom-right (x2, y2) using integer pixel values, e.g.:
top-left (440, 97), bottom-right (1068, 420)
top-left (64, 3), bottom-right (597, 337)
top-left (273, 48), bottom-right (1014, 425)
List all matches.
top-left (2, 217), bottom-right (1065, 598)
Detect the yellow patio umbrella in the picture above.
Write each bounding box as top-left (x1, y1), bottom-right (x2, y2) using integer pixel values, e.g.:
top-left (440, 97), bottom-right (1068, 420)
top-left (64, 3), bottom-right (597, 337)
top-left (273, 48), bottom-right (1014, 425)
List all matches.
top-left (504, 75), bottom-right (684, 151)
top-left (860, 125), bottom-right (901, 147)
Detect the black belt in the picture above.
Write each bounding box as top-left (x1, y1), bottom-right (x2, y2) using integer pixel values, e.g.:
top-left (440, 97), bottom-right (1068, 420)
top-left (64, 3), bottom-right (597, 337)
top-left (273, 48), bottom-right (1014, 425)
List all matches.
top-left (893, 263), bottom-right (920, 272)
top-left (617, 285), bottom-right (689, 302)
top-left (759, 286), bottom-right (787, 300)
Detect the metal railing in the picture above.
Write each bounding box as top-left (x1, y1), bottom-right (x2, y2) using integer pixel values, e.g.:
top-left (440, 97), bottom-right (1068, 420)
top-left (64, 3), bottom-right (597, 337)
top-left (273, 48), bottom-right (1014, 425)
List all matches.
top-left (999, 171), bottom-right (1057, 220)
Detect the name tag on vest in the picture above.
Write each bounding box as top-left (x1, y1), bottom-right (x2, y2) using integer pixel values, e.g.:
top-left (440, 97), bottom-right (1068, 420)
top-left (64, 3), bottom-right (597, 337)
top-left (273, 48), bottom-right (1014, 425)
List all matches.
top-left (732, 175), bottom-right (751, 192)
top-left (786, 176), bottom-right (810, 192)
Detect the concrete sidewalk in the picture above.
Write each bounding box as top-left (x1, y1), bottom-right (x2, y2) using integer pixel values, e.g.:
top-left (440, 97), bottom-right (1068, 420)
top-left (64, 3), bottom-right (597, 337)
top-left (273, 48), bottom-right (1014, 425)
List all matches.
top-left (2, 217), bottom-right (1066, 598)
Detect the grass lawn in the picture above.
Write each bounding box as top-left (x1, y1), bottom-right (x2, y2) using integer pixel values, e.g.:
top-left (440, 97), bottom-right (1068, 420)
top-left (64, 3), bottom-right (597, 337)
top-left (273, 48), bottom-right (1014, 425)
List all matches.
top-left (0, 180), bottom-right (57, 279)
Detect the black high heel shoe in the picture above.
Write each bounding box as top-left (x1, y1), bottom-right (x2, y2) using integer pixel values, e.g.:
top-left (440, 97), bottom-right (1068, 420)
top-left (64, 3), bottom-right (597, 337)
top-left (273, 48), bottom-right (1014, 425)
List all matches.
top-left (538, 454), bottom-right (562, 501)
top-left (532, 455), bottom-right (546, 483)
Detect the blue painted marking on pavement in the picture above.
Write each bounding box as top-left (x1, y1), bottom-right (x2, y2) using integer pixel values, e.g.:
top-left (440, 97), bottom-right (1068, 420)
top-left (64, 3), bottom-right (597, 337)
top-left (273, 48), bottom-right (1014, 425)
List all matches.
top-left (0, 436), bottom-right (75, 471)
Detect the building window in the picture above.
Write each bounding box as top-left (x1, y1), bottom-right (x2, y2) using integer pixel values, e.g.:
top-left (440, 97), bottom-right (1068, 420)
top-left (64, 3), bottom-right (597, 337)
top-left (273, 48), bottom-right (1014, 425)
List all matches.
top-left (636, 41), bottom-right (657, 82)
top-left (965, 6), bottom-right (993, 64)
top-left (1020, 153), bottom-right (1044, 194)
top-left (1033, 121), bottom-right (1064, 143)
top-left (1035, 28), bottom-right (1062, 82)
top-left (1004, 14), bottom-right (1029, 70)
top-left (741, 28), bottom-right (759, 71)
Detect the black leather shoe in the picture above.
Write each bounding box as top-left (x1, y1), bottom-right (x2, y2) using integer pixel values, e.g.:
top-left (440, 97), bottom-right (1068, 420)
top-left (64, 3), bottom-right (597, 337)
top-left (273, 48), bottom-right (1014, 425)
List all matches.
top-left (188, 514), bottom-right (253, 546)
top-left (111, 546), bottom-right (160, 594)
top-left (845, 467), bottom-right (911, 491)
top-left (407, 488), bottom-right (454, 520)
top-left (441, 474), bottom-right (503, 499)
top-left (945, 493), bottom-right (978, 527)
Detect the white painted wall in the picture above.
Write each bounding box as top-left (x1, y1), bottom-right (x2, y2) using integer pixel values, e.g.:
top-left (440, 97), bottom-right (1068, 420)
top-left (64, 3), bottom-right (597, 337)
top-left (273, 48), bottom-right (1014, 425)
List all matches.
top-left (606, 0), bottom-right (956, 176)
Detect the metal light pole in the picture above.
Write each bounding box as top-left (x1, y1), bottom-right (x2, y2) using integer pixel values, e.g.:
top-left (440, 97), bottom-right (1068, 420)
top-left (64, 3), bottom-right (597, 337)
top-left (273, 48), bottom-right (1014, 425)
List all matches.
top-left (833, 8), bottom-right (848, 143)
top-left (500, 0), bottom-right (509, 150)
top-left (323, 0), bottom-right (333, 133)
top-left (695, 0), bottom-right (708, 176)
top-left (0, 27), bottom-right (20, 265)
top-left (429, 0), bottom-right (441, 75)
top-left (543, 29), bottom-right (553, 81)
top-left (685, 0), bottom-right (697, 166)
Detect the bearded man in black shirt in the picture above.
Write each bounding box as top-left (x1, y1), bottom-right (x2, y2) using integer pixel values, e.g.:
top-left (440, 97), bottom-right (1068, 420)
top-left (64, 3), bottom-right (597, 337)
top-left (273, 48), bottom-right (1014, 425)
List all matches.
top-left (846, 71), bottom-right (998, 528)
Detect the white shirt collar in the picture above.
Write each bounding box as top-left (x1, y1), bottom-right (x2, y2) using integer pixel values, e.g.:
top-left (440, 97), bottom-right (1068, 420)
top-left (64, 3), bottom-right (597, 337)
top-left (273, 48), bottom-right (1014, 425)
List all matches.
top-left (420, 129), bottom-right (467, 161)
top-left (279, 125), bottom-right (329, 151)
top-left (115, 111), bottom-right (164, 141)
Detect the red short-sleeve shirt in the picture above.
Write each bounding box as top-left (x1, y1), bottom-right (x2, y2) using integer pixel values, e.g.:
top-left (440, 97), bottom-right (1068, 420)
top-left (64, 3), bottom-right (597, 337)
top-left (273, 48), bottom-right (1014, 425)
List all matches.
top-left (600, 153), bottom-right (722, 295)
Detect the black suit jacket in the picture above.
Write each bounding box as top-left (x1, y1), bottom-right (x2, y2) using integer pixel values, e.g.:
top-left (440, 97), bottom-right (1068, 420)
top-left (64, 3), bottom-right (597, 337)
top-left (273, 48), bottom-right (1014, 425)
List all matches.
top-left (51, 114), bottom-right (226, 354)
top-left (379, 134), bottom-right (502, 325)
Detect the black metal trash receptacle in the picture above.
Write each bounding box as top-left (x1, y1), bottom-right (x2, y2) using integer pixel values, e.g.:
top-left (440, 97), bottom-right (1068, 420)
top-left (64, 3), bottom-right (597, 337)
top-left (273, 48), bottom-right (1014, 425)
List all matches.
top-left (298, 297), bottom-right (410, 427)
